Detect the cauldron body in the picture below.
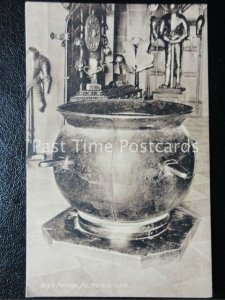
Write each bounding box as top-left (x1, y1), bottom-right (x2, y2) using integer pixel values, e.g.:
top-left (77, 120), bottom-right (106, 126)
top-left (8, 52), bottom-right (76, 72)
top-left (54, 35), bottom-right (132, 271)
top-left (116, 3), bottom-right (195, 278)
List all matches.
top-left (49, 100), bottom-right (195, 238)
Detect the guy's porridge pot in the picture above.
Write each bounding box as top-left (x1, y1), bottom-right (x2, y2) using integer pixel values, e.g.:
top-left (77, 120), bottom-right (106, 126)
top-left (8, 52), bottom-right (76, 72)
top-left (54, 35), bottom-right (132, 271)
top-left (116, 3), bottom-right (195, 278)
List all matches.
top-left (39, 100), bottom-right (195, 240)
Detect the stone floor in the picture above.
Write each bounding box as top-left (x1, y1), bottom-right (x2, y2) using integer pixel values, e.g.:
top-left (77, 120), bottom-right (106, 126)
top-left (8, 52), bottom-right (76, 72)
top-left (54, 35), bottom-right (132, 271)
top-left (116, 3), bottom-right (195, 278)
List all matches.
top-left (26, 114), bottom-right (212, 297)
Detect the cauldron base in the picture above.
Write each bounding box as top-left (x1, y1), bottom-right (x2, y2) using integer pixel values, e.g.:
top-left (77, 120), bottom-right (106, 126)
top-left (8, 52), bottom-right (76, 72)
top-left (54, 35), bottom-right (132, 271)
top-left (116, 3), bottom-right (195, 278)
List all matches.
top-left (42, 206), bottom-right (198, 267)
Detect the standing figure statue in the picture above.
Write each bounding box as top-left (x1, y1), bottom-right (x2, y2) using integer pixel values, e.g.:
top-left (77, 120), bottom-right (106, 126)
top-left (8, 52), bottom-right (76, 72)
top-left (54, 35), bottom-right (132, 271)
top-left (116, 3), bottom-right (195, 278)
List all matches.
top-left (26, 47), bottom-right (51, 112)
top-left (158, 4), bottom-right (188, 89)
top-left (26, 47), bottom-right (51, 158)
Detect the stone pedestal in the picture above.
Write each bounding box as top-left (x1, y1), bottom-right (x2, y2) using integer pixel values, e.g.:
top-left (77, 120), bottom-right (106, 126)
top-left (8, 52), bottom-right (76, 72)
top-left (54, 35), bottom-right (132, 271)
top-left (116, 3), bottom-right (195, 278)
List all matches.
top-left (153, 87), bottom-right (186, 103)
top-left (42, 206), bottom-right (199, 267)
top-left (70, 90), bottom-right (107, 102)
top-left (86, 83), bottom-right (102, 91)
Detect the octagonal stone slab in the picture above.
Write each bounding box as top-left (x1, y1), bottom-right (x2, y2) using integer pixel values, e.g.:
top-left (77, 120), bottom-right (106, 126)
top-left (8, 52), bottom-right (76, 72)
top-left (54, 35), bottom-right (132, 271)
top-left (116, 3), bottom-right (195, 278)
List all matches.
top-left (42, 206), bottom-right (199, 267)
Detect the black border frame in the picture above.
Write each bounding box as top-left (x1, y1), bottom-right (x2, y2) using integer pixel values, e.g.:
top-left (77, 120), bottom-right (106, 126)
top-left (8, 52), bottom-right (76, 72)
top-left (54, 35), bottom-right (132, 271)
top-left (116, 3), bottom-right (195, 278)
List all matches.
top-left (0, 0), bottom-right (225, 298)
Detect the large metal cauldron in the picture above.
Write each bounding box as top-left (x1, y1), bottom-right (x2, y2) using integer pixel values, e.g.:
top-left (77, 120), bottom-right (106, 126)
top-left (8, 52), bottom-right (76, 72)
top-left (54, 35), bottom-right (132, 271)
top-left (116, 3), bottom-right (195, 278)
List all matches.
top-left (40, 100), bottom-right (195, 240)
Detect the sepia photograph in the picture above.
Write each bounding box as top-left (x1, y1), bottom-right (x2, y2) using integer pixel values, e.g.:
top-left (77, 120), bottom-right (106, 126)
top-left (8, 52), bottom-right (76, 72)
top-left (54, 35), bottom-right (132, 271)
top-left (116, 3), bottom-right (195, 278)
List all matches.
top-left (25, 2), bottom-right (211, 297)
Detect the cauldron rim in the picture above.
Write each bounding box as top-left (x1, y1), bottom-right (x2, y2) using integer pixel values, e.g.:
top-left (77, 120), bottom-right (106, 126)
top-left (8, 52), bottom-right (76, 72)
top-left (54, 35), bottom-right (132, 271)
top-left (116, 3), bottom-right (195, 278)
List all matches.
top-left (57, 99), bottom-right (193, 120)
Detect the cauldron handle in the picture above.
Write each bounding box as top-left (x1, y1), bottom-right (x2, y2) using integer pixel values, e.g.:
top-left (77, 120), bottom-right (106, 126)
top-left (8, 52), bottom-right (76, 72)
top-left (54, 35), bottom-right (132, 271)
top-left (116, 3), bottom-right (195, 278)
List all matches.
top-left (38, 158), bottom-right (73, 168)
top-left (163, 159), bottom-right (193, 180)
